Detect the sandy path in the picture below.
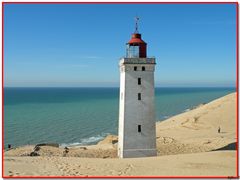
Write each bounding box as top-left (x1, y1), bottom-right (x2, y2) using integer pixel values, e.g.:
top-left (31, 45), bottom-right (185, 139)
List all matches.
top-left (4, 151), bottom-right (236, 176)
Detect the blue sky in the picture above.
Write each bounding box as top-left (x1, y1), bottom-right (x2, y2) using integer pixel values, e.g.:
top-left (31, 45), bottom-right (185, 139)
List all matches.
top-left (4, 3), bottom-right (237, 87)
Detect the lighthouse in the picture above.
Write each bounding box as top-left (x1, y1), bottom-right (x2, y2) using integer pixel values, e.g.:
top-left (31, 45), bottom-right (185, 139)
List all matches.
top-left (118, 17), bottom-right (157, 158)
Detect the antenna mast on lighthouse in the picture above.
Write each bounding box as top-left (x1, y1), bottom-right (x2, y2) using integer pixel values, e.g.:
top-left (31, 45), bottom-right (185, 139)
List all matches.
top-left (135, 16), bottom-right (140, 33)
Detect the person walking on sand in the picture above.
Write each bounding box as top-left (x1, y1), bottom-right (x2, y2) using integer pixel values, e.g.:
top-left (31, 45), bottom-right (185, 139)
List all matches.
top-left (63, 147), bottom-right (69, 157)
top-left (218, 126), bottom-right (221, 133)
top-left (8, 144), bottom-right (11, 150)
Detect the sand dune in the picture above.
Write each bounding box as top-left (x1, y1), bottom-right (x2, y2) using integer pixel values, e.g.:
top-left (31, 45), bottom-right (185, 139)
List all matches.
top-left (155, 93), bottom-right (237, 156)
top-left (3, 92), bottom-right (237, 177)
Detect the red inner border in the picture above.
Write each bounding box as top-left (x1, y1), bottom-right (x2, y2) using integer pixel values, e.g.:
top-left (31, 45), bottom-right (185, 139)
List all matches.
top-left (1, 2), bottom-right (239, 179)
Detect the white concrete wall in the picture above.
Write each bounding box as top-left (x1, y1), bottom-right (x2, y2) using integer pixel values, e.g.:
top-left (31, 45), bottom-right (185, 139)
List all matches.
top-left (118, 66), bottom-right (125, 158)
top-left (118, 58), bottom-right (157, 158)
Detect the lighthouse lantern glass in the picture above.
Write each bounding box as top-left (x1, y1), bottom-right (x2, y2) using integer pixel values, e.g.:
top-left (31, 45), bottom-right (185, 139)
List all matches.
top-left (126, 44), bottom-right (140, 58)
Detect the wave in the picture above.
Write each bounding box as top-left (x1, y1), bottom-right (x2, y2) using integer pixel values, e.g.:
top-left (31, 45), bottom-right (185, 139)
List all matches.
top-left (183, 108), bottom-right (191, 112)
top-left (161, 115), bottom-right (172, 120)
top-left (60, 133), bottom-right (109, 147)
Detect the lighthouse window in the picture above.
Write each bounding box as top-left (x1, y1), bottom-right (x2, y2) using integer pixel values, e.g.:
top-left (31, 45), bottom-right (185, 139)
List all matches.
top-left (138, 125), bottom-right (141, 133)
top-left (127, 45), bottom-right (140, 58)
top-left (142, 66), bottom-right (145, 71)
top-left (138, 78), bottom-right (141, 85)
top-left (134, 66), bottom-right (137, 71)
top-left (138, 93), bottom-right (141, 100)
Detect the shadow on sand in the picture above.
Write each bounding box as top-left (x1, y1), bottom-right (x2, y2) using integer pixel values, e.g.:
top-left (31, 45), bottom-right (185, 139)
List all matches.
top-left (212, 142), bottom-right (237, 151)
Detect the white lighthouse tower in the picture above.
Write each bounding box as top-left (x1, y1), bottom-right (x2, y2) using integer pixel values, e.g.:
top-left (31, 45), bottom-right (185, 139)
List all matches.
top-left (118, 17), bottom-right (157, 158)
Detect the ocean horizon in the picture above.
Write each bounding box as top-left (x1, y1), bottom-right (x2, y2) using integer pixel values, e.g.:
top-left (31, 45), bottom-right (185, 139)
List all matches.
top-left (4, 87), bottom-right (236, 148)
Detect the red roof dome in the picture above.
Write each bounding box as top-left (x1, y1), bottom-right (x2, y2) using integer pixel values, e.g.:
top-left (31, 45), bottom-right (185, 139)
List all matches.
top-left (128, 33), bottom-right (146, 44)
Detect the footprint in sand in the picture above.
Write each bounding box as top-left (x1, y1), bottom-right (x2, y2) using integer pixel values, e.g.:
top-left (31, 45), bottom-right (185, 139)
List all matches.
top-left (193, 116), bottom-right (200, 123)
top-left (181, 118), bottom-right (190, 125)
top-left (8, 171), bottom-right (14, 177)
top-left (203, 140), bottom-right (211, 144)
top-left (109, 170), bottom-right (116, 175)
top-left (121, 164), bottom-right (134, 175)
top-left (163, 137), bottom-right (175, 144)
top-left (157, 137), bottom-right (175, 144)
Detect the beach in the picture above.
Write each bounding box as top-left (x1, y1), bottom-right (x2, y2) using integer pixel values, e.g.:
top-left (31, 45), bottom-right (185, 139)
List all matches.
top-left (3, 92), bottom-right (237, 177)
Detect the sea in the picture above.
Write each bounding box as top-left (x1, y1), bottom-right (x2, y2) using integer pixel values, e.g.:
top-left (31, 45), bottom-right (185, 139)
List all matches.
top-left (4, 87), bottom-right (235, 148)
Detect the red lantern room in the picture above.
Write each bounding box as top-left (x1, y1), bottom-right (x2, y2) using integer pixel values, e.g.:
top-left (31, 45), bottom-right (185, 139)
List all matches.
top-left (126, 17), bottom-right (147, 58)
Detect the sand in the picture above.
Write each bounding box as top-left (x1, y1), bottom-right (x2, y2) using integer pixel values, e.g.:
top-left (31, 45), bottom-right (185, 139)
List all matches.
top-left (3, 92), bottom-right (237, 177)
